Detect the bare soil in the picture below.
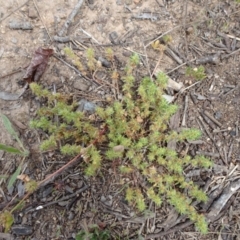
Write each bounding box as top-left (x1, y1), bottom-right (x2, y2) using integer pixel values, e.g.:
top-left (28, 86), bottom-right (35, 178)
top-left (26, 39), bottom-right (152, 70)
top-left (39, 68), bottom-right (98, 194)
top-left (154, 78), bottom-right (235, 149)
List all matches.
top-left (0, 0), bottom-right (240, 239)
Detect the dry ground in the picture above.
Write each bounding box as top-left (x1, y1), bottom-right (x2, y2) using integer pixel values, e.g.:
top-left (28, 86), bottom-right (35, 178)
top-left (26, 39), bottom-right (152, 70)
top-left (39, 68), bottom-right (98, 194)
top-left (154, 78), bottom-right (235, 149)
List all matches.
top-left (0, 0), bottom-right (240, 239)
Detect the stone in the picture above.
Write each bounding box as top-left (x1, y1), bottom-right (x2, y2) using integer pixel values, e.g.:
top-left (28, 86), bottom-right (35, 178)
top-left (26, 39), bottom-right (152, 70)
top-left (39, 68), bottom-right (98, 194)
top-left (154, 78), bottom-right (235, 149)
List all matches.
top-left (109, 31), bottom-right (119, 44)
top-left (73, 78), bottom-right (91, 91)
top-left (28, 6), bottom-right (38, 19)
top-left (11, 37), bottom-right (17, 44)
top-left (77, 99), bottom-right (96, 113)
top-left (116, 0), bottom-right (123, 5)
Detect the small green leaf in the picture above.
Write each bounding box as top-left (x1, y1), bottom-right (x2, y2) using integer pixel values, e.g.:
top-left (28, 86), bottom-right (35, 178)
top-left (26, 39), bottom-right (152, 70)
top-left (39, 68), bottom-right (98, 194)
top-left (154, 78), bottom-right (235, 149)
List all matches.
top-left (1, 114), bottom-right (18, 139)
top-left (0, 144), bottom-right (23, 155)
top-left (1, 114), bottom-right (28, 155)
top-left (8, 166), bottom-right (21, 189)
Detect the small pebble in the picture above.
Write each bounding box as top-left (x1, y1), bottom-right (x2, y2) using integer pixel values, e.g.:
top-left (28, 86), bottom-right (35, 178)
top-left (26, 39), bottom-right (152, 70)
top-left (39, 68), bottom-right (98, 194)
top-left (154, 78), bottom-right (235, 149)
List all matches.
top-left (98, 56), bottom-right (111, 68)
top-left (109, 31), bottom-right (119, 44)
top-left (73, 78), bottom-right (90, 91)
top-left (116, 0), bottom-right (123, 5)
top-left (77, 99), bottom-right (96, 113)
top-left (11, 38), bottom-right (17, 44)
top-left (68, 211), bottom-right (75, 220)
top-left (230, 131), bottom-right (236, 137)
top-left (28, 6), bottom-right (38, 19)
top-left (214, 111), bottom-right (222, 119)
top-left (186, 26), bottom-right (194, 35)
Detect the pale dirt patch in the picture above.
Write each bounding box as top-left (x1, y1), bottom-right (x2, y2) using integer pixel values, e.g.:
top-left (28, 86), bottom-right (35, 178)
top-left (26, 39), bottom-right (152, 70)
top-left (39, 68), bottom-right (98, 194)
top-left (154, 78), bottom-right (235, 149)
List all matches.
top-left (0, 0), bottom-right (240, 239)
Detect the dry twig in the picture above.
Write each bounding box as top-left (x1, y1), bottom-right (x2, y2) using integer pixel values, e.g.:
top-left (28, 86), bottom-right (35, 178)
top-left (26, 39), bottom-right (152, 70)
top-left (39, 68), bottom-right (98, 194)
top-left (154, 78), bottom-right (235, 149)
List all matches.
top-left (181, 95), bottom-right (188, 127)
top-left (58, 0), bottom-right (85, 37)
top-left (0, 0), bottom-right (30, 23)
top-left (24, 185), bottom-right (89, 213)
top-left (203, 110), bottom-right (222, 128)
top-left (206, 179), bottom-right (240, 222)
top-left (32, 0), bottom-right (52, 41)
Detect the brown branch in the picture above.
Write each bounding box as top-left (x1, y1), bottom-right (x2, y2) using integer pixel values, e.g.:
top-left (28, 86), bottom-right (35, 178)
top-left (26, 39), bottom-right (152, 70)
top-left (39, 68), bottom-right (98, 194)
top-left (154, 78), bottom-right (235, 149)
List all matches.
top-left (145, 220), bottom-right (193, 239)
top-left (0, 0), bottom-right (30, 23)
top-left (58, 0), bottom-right (85, 37)
top-left (37, 147), bottom-right (90, 188)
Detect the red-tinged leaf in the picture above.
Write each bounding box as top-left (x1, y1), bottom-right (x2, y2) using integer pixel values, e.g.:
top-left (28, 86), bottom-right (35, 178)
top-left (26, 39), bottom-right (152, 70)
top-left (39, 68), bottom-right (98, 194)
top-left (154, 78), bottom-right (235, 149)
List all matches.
top-left (23, 47), bottom-right (53, 83)
top-left (97, 221), bottom-right (107, 230)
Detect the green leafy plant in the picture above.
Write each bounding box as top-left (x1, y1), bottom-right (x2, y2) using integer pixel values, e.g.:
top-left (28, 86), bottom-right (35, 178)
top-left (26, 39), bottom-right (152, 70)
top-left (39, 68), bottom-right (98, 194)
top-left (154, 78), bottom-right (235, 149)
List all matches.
top-left (0, 115), bottom-right (37, 232)
top-left (0, 175), bottom-right (39, 232)
top-left (161, 34), bottom-right (172, 45)
top-left (0, 114), bottom-right (29, 190)
top-left (0, 210), bottom-right (14, 233)
top-left (0, 176), bottom-right (38, 232)
top-left (76, 225), bottom-right (110, 240)
top-left (86, 48), bottom-right (96, 72)
top-left (30, 50), bottom-right (212, 233)
top-left (64, 47), bottom-right (86, 75)
top-left (186, 66), bottom-right (206, 81)
top-left (0, 114), bottom-right (29, 157)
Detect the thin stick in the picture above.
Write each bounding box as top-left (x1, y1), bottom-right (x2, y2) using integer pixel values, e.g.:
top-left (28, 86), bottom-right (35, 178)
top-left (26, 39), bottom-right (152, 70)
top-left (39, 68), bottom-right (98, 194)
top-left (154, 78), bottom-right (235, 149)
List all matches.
top-left (181, 95), bottom-right (188, 127)
top-left (80, 28), bottom-right (100, 45)
top-left (123, 47), bottom-right (147, 57)
top-left (0, 0), bottom-right (30, 23)
top-left (151, 50), bottom-right (163, 78)
top-left (145, 25), bottom-right (181, 48)
top-left (222, 47), bottom-right (240, 59)
top-left (197, 116), bottom-right (224, 163)
top-left (180, 81), bottom-right (200, 93)
top-left (203, 110), bottom-right (222, 127)
top-left (165, 47), bottom-right (183, 64)
top-left (26, 185), bottom-right (89, 212)
top-left (53, 54), bottom-right (82, 76)
top-left (58, 0), bottom-right (85, 37)
top-left (17, 82), bottom-right (29, 98)
top-left (0, 68), bottom-right (23, 79)
top-left (226, 34), bottom-right (240, 41)
top-left (32, 0), bottom-right (52, 41)
top-left (183, 0), bottom-right (189, 59)
top-left (166, 58), bottom-right (196, 74)
top-left (143, 45), bottom-right (152, 80)
top-left (145, 220), bottom-right (193, 239)
top-left (38, 149), bottom-right (86, 188)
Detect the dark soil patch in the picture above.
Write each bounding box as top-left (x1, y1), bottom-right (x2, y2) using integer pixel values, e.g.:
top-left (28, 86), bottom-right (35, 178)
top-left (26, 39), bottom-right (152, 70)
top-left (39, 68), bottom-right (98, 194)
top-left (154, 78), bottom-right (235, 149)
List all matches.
top-left (0, 0), bottom-right (240, 239)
